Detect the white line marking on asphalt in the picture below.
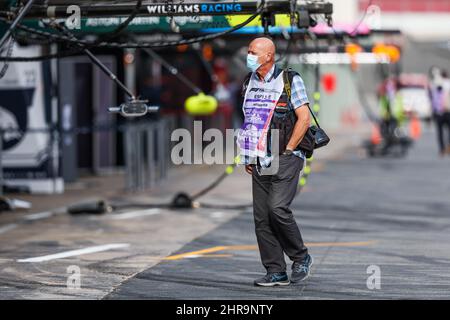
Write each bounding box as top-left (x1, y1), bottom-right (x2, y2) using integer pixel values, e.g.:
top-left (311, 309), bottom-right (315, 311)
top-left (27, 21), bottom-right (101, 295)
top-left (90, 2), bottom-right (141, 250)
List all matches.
top-left (0, 223), bottom-right (18, 235)
top-left (210, 211), bottom-right (224, 218)
top-left (17, 243), bottom-right (130, 263)
top-left (24, 211), bottom-right (53, 221)
top-left (108, 208), bottom-right (160, 220)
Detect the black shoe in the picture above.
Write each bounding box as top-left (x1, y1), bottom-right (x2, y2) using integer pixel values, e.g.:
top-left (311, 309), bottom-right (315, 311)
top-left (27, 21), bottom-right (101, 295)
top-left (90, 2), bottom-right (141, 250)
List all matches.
top-left (291, 254), bottom-right (313, 283)
top-left (254, 272), bottom-right (290, 287)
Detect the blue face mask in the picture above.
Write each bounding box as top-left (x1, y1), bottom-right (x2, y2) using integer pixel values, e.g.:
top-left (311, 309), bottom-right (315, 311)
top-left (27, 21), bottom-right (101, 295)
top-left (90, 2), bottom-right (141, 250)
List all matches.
top-left (246, 54), bottom-right (261, 72)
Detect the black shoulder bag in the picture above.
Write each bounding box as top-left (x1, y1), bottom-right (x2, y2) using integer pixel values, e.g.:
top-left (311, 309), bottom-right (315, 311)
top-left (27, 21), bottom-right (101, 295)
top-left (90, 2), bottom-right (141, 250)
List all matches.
top-left (283, 70), bottom-right (330, 154)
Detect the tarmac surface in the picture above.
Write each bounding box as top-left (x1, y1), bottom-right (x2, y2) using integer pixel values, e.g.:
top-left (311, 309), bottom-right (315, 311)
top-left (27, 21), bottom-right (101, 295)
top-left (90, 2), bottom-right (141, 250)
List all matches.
top-left (1, 127), bottom-right (450, 299)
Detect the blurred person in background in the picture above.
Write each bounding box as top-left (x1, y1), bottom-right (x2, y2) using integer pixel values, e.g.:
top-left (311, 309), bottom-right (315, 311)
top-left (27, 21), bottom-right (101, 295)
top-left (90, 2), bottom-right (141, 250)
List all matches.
top-left (429, 67), bottom-right (450, 156)
top-left (441, 70), bottom-right (450, 154)
top-left (378, 77), bottom-right (406, 155)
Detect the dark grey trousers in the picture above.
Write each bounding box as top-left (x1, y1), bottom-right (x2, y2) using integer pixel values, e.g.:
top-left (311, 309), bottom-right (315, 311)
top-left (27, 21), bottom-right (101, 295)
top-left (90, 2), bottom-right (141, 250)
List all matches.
top-left (252, 154), bottom-right (308, 273)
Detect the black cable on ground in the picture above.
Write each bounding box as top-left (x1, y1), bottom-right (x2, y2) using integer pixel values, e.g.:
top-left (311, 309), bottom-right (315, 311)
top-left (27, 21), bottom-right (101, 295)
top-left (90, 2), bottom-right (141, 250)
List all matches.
top-left (190, 170), bottom-right (231, 201)
top-left (198, 202), bottom-right (252, 210)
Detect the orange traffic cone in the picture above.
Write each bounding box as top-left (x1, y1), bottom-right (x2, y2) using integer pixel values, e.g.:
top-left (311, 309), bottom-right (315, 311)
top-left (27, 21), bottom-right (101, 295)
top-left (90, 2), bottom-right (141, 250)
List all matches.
top-left (371, 124), bottom-right (382, 145)
top-left (409, 115), bottom-right (421, 140)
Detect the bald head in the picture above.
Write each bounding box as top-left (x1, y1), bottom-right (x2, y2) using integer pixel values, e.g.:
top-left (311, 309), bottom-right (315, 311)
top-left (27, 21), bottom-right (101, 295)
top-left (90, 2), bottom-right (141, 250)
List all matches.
top-left (249, 37), bottom-right (275, 56)
top-left (248, 37), bottom-right (276, 71)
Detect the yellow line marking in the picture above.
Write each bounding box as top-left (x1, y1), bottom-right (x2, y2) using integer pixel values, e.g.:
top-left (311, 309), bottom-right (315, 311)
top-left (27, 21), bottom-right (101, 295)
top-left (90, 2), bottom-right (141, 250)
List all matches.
top-left (163, 241), bottom-right (377, 260)
top-left (164, 246), bottom-right (229, 260)
top-left (186, 254), bottom-right (233, 259)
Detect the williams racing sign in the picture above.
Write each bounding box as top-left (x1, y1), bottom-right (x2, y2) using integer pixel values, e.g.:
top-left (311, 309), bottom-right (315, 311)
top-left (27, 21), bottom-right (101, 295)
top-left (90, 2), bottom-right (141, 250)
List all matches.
top-left (146, 3), bottom-right (243, 14)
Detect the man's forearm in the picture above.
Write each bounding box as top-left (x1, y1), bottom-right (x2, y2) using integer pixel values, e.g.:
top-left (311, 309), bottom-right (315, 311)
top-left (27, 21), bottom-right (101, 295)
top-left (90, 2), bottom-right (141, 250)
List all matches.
top-left (286, 107), bottom-right (311, 150)
top-left (286, 119), bottom-right (309, 150)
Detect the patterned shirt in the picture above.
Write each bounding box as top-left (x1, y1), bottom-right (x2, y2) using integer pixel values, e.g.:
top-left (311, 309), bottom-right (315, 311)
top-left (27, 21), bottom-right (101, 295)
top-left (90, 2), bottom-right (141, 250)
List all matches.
top-left (242, 64), bottom-right (310, 168)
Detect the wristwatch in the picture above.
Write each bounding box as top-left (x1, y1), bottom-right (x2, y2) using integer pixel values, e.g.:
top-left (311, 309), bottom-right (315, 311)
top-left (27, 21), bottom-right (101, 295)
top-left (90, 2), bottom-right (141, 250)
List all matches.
top-left (283, 149), bottom-right (294, 156)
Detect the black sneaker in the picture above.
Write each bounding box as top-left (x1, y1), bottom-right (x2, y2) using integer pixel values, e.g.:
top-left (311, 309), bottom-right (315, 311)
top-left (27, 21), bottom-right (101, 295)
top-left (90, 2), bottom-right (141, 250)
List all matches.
top-left (291, 254), bottom-right (313, 283)
top-left (254, 272), bottom-right (290, 287)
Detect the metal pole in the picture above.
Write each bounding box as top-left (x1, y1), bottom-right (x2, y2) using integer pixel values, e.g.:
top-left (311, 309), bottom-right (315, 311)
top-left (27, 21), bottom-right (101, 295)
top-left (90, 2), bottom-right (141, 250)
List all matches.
top-left (161, 119), bottom-right (169, 179)
top-left (133, 126), bottom-right (140, 191)
top-left (136, 125), bottom-right (144, 190)
top-left (125, 124), bottom-right (136, 190)
top-left (146, 125), bottom-right (156, 188)
top-left (156, 121), bottom-right (165, 180)
top-left (168, 115), bottom-right (176, 169)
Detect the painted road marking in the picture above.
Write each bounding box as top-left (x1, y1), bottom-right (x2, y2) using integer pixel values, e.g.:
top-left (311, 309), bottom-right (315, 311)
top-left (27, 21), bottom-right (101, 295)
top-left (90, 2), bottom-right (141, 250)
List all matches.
top-left (108, 208), bottom-right (160, 220)
top-left (185, 254), bottom-right (233, 259)
top-left (0, 223), bottom-right (18, 235)
top-left (163, 241), bottom-right (377, 260)
top-left (17, 243), bottom-right (130, 263)
top-left (24, 211), bottom-right (53, 221)
top-left (210, 211), bottom-right (224, 218)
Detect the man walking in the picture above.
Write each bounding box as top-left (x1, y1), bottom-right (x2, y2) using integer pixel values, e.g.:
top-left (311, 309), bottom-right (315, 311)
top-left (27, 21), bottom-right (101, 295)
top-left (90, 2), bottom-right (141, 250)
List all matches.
top-left (238, 37), bottom-right (313, 286)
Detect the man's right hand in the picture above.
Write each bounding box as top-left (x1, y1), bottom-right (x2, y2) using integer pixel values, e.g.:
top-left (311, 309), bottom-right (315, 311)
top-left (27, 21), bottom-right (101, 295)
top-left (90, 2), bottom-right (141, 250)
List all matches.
top-left (245, 165), bottom-right (253, 175)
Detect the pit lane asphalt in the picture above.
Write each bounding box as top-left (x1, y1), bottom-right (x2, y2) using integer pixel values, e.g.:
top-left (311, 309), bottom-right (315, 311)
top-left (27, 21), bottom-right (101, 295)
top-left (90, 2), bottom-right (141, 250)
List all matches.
top-left (107, 129), bottom-right (450, 299)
